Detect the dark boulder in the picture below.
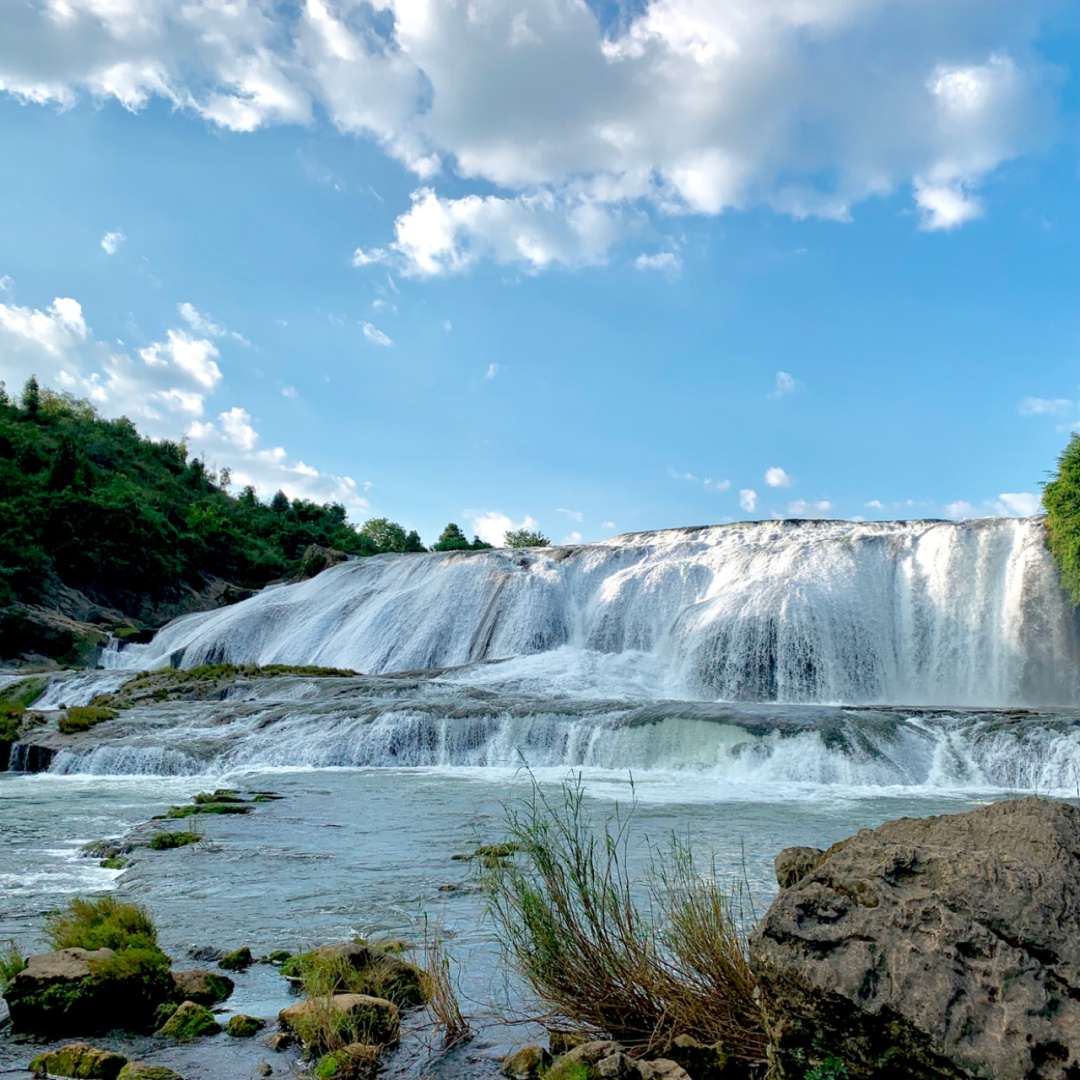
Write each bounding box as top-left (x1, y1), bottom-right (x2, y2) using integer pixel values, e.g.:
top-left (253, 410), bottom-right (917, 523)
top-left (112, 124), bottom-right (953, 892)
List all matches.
top-left (750, 797), bottom-right (1080, 1080)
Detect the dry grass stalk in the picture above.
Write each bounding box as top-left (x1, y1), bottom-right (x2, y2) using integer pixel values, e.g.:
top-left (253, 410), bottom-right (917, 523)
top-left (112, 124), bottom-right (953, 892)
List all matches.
top-left (421, 920), bottom-right (472, 1048)
top-left (484, 774), bottom-right (770, 1067)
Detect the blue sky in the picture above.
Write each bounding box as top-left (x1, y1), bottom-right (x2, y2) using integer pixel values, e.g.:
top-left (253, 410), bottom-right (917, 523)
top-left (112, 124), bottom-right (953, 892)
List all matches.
top-left (2, 0), bottom-right (1080, 545)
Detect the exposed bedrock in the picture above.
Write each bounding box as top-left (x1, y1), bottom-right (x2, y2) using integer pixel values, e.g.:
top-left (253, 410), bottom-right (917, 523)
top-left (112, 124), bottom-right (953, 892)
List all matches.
top-left (750, 797), bottom-right (1080, 1080)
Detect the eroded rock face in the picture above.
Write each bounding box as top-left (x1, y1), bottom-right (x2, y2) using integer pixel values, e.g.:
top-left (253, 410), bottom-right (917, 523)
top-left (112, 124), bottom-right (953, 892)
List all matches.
top-left (749, 797), bottom-right (1080, 1080)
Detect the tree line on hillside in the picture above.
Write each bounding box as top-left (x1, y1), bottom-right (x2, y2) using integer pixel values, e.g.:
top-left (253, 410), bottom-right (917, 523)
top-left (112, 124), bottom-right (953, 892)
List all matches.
top-left (0, 379), bottom-right (549, 619)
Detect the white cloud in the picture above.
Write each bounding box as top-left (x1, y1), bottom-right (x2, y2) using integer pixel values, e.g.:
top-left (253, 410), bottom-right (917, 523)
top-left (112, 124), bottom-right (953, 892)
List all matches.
top-left (0, 284), bottom-right (369, 512)
top-left (1019, 396), bottom-right (1072, 416)
top-left (995, 492), bottom-right (1041, 517)
top-left (945, 500), bottom-right (978, 519)
top-left (0, 276), bottom-right (12, 292)
top-left (765, 467), bottom-right (793, 488)
top-left (670, 468), bottom-right (729, 493)
top-left (565, 530), bottom-right (583, 544)
top-left (361, 321), bottom-right (392, 346)
top-left (470, 511), bottom-right (540, 548)
top-left (178, 302), bottom-right (249, 345)
top-left (865, 499), bottom-right (885, 510)
top-left (484, 363), bottom-right (499, 380)
top-left (739, 489), bottom-right (757, 513)
top-left (0, 0), bottom-right (1059, 274)
top-left (557, 508), bottom-right (583, 523)
top-left (282, 385), bottom-right (297, 398)
top-left (352, 247), bottom-right (388, 267)
top-left (634, 252), bottom-right (681, 272)
top-left (100, 231), bottom-right (125, 255)
top-left (703, 478), bottom-right (730, 493)
top-left (787, 499), bottom-right (833, 518)
top-left (768, 371), bottom-right (798, 398)
top-left (602, 521), bottom-right (616, 531)
top-left (443, 320), bottom-right (452, 331)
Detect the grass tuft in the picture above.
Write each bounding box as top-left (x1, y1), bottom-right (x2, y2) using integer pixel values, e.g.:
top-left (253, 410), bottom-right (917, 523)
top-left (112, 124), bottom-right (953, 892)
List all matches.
top-left (484, 774), bottom-right (770, 1066)
top-left (57, 706), bottom-right (118, 734)
top-left (148, 831), bottom-right (202, 851)
top-left (44, 896), bottom-right (160, 954)
top-left (0, 942), bottom-right (26, 993)
top-left (421, 921), bottom-right (471, 1049)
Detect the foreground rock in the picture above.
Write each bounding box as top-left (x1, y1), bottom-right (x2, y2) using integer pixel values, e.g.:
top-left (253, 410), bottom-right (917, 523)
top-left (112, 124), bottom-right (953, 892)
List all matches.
top-left (5, 948), bottom-right (172, 1035)
top-left (278, 994), bottom-right (399, 1053)
top-left (155, 1000), bottom-right (220, 1038)
top-left (283, 943), bottom-right (425, 1007)
top-left (116, 1065), bottom-right (182, 1080)
top-left (750, 796), bottom-right (1080, 1080)
top-left (534, 1040), bottom-right (690, 1080)
top-left (29, 1042), bottom-right (127, 1079)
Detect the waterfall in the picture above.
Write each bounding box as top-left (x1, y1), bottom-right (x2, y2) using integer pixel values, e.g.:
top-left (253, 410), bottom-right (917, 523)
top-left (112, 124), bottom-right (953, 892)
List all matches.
top-left (120, 517), bottom-right (1078, 708)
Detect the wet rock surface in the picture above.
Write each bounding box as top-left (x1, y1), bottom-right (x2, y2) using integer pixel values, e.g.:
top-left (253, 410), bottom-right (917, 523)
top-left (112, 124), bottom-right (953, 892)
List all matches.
top-left (750, 796), bottom-right (1080, 1080)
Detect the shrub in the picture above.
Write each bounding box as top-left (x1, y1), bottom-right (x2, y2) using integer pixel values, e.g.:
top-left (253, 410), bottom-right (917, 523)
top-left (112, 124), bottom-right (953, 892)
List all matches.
top-left (421, 921), bottom-right (470, 1048)
top-left (57, 706), bottom-right (118, 734)
top-left (0, 942), bottom-right (26, 993)
top-left (285, 946), bottom-right (425, 1009)
top-left (484, 776), bottom-right (769, 1065)
top-left (44, 897), bottom-right (160, 954)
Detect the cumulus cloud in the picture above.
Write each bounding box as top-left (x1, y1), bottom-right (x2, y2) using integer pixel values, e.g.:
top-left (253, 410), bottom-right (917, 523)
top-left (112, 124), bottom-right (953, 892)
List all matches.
top-left (787, 499), bottom-right (833, 518)
top-left (484, 363), bottom-right (499, 380)
top-left (865, 499), bottom-right (885, 510)
top-left (1019, 396), bottom-right (1072, 416)
top-left (739, 489), bottom-right (757, 513)
top-left (995, 492), bottom-right (1041, 516)
top-left (470, 511), bottom-right (540, 547)
top-left (0, 282), bottom-right (368, 511)
top-left (557, 508), bottom-right (583, 523)
top-left (765, 467), bottom-right (793, 488)
top-left (946, 500), bottom-right (978, 519)
top-left (100, 231), bottom-right (125, 255)
top-left (601, 521), bottom-right (616, 531)
top-left (0, 0), bottom-right (1056, 275)
top-left (361, 321), bottom-right (392, 346)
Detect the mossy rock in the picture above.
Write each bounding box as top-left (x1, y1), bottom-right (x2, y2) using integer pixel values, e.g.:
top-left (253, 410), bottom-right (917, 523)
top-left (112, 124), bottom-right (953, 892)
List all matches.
top-left (219, 946), bottom-right (253, 971)
top-left (170, 968), bottom-right (234, 1006)
top-left (500, 1045), bottom-right (551, 1078)
top-left (163, 802), bottom-right (250, 819)
top-left (226, 1013), bottom-right (265, 1037)
top-left (664, 1035), bottom-right (728, 1080)
top-left (29, 1042), bottom-right (128, 1079)
top-left (313, 1043), bottom-right (380, 1079)
top-left (278, 995), bottom-right (399, 1054)
top-left (193, 789), bottom-right (244, 804)
top-left (155, 1000), bottom-right (220, 1038)
top-left (116, 1065), bottom-right (183, 1080)
top-left (282, 944), bottom-right (426, 1009)
top-left (264, 950), bottom-right (292, 966)
top-left (100, 856), bottom-right (130, 870)
top-left (57, 707), bottom-right (118, 735)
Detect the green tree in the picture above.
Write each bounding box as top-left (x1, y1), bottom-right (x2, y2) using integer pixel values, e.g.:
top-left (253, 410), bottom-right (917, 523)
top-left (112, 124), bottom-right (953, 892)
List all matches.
top-left (359, 517), bottom-right (409, 552)
top-left (432, 522), bottom-right (471, 551)
top-left (21, 376), bottom-right (40, 417)
top-left (403, 529), bottom-right (426, 552)
top-left (1043, 433), bottom-right (1080, 603)
top-left (470, 535), bottom-right (493, 550)
top-left (46, 436), bottom-right (79, 492)
top-left (505, 526), bottom-right (549, 548)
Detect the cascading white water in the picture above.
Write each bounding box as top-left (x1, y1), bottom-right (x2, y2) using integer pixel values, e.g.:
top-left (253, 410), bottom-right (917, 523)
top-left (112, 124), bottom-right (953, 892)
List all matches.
top-left (125, 518), bottom-right (1079, 707)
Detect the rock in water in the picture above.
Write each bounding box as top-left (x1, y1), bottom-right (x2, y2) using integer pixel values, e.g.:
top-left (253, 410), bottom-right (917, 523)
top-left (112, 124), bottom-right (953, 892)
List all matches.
top-left (169, 968), bottom-right (234, 1006)
top-left (29, 1043), bottom-right (128, 1079)
top-left (154, 1000), bottom-right (220, 1038)
top-left (116, 1065), bottom-right (182, 1080)
top-left (500, 1045), bottom-right (551, 1078)
top-left (749, 797), bottom-right (1080, 1080)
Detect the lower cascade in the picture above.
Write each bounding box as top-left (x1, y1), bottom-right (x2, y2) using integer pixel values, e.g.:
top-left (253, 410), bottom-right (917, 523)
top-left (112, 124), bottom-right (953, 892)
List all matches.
top-left (118, 517), bottom-right (1079, 708)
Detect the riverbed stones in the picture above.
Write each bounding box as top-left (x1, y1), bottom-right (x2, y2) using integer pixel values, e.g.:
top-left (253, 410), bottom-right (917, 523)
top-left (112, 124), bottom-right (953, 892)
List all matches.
top-left (500, 1045), bottom-right (551, 1078)
top-left (226, 1013), bottom-right (265, 1037)
top-left (169, 968), bottom-right (233, 1006)
top-left (28, 1042), bottom-right (128, 1079)
top-left (218, 946), bottom-right (253, 971)
top-left (278, 994), bottom-right (399, 1051)
top-left (750, 796), bottom-right (1080, 1080)
top-left (154, 1000), bottom-right (220, 1038)
top-left (116, 1065), bottom-right (182, 1080)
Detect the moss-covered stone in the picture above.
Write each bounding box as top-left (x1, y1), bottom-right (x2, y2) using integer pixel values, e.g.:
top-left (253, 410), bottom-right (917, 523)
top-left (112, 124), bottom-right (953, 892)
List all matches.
top-left (500, 1045), bottom-right (551, 1078)
top-left (281, 943), bottom-right (426, 1009)
top-left (278, 994), bottom-right (399, 1054)
top-left (154, 999), bottom-right (220, 1038)
top-left (29, 1042), bottom-right (128, 1079)
top-left (116, 1065), bottom-right (182, 1080)
top-left (170, 968), bottom-right (233, 1006)
top-left (100, 856), bottom-right (131, 869)
top-left (313, 1043), bottom-right (380, 1079)
top-left (226, 1013), bottom-right (265, 1037)
top-left (219, 946), bottom-right (253, 971)
top-left (264, 950), bottom-right (292, 966)
top-left (148, 831), bottom-right (201, 851)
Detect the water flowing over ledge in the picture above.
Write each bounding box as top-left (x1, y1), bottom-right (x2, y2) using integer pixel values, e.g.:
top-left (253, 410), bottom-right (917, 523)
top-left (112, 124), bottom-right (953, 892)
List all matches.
top-left (114, 518), bottom-right (1079, 708)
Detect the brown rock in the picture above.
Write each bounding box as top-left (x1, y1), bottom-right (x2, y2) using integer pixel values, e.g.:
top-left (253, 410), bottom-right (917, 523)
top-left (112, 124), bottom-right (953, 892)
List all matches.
top-left (278, 994), bottom-right (399, 1051)
top-left (562, 1041), bottom-right (626, 1066)
top-left (596, 1051), bottom-right (641, 1079)
top-left (637, 1062), bottom-right (690, 1080)
top-left (29, 1042), bottom-right (127, 1079)
top-left (773, 845), bottom-right (825, 890)
top-left (169, 968), bottom-right (234, 1006)
top-left (296, 545), bottom-right (349, 581)
top-left (116, 1065), bottom-right (182, 1080)
top-left (19, 947), bottom-right (114, 982)
top-left (750, 797), bottom-right (1080, 1080)
top-left (500, 1045), bottom-right (551, 1078)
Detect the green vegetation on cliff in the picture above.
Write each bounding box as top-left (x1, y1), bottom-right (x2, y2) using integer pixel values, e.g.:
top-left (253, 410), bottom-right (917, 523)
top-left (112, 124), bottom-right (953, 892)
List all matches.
top-left (1043, 432), bottom-right (1080, 602)
top-left (0, 380), bottom-right (408, 616)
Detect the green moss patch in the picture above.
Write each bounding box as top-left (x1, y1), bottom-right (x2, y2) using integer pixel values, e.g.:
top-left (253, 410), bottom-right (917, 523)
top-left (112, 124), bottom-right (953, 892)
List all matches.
top-left (226, 1013), bottom-right (265, 1037)
top-left (100, 856), bottom-right (130, 870)
top-left (148, 831), bottom-right (201, 851)
top-left (219, 946), bottom-right (253, 971)
top-left (163, 802), bottom-right (251, 819)
top-left (57, 706), bottom-right (119, 735)
top-left (46, 897), bottom-right (160, 954)
top-left (29, 1042), bottom-right (128, 1080)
